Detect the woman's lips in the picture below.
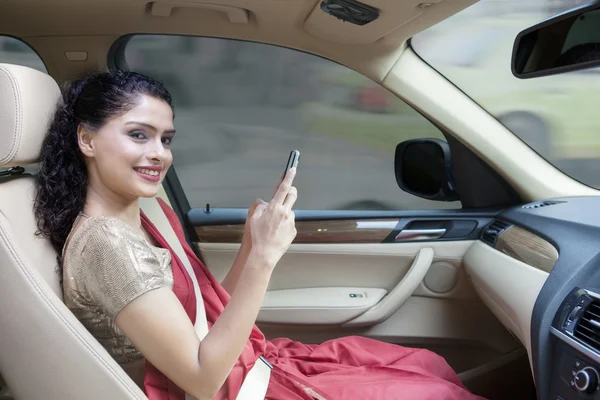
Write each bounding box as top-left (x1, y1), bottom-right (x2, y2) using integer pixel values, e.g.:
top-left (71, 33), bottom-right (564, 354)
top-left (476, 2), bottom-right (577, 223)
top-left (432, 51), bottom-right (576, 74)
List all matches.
top-left (134, 168), bottom-right (161, 182)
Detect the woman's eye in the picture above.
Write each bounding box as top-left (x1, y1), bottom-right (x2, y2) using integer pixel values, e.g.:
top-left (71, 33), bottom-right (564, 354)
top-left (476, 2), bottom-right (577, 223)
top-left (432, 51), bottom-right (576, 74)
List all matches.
top-left (129, 131), bottom-right (146, 140)
top-left (162, 136), bottom-right (174, 146)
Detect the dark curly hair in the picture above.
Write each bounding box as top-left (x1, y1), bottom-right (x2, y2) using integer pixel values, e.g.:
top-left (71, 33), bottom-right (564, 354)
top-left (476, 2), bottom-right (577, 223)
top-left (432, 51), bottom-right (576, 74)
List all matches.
top-left (34, 70), bottom-right (174, 269)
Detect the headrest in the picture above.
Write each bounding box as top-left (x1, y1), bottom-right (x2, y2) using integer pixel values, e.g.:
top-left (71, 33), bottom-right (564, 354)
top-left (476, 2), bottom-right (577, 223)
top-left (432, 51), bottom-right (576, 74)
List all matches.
top-left (0, 63), bottom-right (61, 168)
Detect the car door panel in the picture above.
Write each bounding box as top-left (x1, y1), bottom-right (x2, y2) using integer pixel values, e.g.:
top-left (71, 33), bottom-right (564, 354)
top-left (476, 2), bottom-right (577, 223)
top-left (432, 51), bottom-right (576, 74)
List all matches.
top-left (197, 240), bottom-right (520, 364)
top-left (187, 209), bottom-right (521, 371)
top-left (197, 241), bottom-right (473, 294)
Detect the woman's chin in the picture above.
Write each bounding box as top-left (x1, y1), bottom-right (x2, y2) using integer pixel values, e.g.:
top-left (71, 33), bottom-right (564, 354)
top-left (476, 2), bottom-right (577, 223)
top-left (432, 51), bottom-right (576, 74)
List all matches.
top-left (134, 184), bottom-right (161, 199)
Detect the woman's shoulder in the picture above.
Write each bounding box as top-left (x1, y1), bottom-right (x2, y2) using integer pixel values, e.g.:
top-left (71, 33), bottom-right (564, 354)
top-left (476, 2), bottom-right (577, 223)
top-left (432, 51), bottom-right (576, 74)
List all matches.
top-left (64, 214), bottom-right (167, 274)
top-left (63, 214), bottom-right (174, 318)
top-left (66, 215), bottom-right (146, 254)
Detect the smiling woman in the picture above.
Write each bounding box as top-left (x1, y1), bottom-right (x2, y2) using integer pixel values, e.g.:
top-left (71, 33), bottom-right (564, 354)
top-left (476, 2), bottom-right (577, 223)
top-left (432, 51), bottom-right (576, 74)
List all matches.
top-left (29, 68), bottom-right (487, 400)
top-left (33, 70), bottom-right (175, 262)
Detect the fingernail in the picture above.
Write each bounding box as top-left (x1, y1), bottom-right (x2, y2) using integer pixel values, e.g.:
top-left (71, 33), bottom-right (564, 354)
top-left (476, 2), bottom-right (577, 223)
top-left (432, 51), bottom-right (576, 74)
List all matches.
top-left (289, 167), bottom-right (296, 174)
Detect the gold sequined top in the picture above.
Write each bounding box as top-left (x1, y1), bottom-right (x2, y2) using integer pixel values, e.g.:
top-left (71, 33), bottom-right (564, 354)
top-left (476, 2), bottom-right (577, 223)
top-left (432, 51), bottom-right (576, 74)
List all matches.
top-left (62, 215), bottom-right (174, 364)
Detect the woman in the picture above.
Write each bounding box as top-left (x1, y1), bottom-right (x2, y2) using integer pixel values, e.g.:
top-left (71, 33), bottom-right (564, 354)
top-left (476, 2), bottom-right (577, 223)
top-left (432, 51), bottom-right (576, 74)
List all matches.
top-left (34, 70), bottom-right (485, 400)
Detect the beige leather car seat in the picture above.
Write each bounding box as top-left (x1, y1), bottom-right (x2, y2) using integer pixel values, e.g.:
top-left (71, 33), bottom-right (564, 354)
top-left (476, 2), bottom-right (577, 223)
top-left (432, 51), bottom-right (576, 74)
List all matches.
top-left (0, 63), bottom-right (146, 400)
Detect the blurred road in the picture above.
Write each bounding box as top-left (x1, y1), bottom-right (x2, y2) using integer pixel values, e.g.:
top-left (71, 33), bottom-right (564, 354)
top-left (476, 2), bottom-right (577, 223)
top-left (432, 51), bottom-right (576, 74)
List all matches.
top-left (172, 107), bottom-right (459, 211)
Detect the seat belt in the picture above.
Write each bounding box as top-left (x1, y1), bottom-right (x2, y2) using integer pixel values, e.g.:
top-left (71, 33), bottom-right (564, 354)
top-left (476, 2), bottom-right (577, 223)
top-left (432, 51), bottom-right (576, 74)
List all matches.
top-left (139, 197), bottom-right (272, 400)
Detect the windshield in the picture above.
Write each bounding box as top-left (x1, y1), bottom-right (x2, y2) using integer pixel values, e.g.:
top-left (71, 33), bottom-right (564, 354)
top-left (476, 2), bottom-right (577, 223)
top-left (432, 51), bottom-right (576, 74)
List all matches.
top-left (412, 0), bottom-right (600, 189)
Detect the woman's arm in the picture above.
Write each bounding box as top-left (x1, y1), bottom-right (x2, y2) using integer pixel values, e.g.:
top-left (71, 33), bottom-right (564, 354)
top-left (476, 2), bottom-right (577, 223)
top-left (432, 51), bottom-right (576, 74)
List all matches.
top-left (220, 240), bottom-right (251, 295)
top-left (116, 251), bottom-right (273, 399)
top-left (220, 201), bottom-right (259, 295)
top-left (222, 180), bottom-right (284, 295)
top-left (116, 169), bottom-right (298, 400)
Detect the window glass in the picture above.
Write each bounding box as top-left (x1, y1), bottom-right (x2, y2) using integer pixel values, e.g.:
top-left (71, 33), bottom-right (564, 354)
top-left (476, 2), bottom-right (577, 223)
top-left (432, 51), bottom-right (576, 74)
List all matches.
top-left (119, 35), bottom-right (460, 210)
top-left (0, 36), bottom-right (46, 72)
top-left (412, 0), bottom-right (600, 189)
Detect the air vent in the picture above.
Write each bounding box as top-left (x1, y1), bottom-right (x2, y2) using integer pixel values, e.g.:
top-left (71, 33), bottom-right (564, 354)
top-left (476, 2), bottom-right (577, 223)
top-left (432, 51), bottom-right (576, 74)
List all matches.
top-left (522, 200), bottom-right (564, 209)
top-left (574, 299), bottom-right (600, 351)
top-left (481, 220), bottom-right (511, 246)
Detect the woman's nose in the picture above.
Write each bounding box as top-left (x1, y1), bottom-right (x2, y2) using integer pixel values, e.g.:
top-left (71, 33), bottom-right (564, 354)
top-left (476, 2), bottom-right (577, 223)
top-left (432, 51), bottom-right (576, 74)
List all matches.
top-left (147, 138), bottom-right (167, 161)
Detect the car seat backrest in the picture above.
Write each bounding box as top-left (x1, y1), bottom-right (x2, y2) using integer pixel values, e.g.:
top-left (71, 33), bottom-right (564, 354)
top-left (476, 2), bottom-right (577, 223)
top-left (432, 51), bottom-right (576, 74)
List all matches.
top-left (0, 63), bottom-right (146, 400)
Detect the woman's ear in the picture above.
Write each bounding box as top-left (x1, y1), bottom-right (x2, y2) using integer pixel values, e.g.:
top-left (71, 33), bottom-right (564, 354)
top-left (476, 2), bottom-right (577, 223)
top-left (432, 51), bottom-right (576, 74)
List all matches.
top-left (77, 125), bottom-right (95, 157)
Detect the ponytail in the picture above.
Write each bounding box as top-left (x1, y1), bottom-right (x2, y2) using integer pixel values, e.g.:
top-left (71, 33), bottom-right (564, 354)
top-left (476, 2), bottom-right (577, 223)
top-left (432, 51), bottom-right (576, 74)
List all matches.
top-left (34, 70), bottom-right (173, 271)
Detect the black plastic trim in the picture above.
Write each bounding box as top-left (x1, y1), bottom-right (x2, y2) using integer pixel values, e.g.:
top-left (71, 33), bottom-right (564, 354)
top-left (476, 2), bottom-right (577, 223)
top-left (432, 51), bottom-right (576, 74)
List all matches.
top-left (187, 207), bottom-right (497, 244)
top-left (162, 166), bottom-right (193, 244)
top-left (381, 217), bottom-right (491, 243)
top-left (511, 1), bottom-right (600, 79)
top-left (551, 327), bottom-right (600, 367)
top-left (188, 207), bottom-right (500, 226)
top-left (394, 138), bottom-right (459, 202)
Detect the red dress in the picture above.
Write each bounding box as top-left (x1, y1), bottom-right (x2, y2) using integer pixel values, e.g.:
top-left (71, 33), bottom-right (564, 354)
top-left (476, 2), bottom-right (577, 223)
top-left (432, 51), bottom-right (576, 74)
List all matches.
top-left (142, 199), bottom-right (486, 400)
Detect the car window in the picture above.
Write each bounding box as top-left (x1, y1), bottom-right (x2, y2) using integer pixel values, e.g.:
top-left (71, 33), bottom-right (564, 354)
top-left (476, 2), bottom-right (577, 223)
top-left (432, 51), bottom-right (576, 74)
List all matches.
top-left (116, 35), bottom-right (460, 211)
top-left (418, 27), bottom-right (505, 67)
top-left (0, 36), bottom-right (46, 72)
top-left (412, 0), bottom-right (600, 189)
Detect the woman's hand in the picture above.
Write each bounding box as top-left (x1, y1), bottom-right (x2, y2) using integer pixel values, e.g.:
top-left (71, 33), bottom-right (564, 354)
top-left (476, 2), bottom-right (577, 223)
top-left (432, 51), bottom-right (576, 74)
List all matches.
top-left (249, 167), bottom-right (298, 269)
top-left (242, 199), bottom-right (262, 248)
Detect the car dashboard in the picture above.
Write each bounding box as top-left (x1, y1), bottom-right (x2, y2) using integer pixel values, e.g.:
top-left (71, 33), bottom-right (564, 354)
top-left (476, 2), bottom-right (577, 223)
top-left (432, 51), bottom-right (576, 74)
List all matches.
top-left (474, 197), bottom-right (600, 399)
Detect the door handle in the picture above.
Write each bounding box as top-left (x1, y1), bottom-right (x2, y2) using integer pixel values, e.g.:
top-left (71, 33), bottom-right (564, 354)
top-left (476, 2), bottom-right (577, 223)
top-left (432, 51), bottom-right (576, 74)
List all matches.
top-left (395, 228), bottom-right (446, 241)
top-left (343, 247), bottom-right (434, 327)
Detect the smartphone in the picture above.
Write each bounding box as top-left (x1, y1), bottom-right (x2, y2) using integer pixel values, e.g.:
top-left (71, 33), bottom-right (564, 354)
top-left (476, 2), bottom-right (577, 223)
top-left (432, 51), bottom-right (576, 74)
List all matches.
top-left (283, 150), bottom-right (300, 177)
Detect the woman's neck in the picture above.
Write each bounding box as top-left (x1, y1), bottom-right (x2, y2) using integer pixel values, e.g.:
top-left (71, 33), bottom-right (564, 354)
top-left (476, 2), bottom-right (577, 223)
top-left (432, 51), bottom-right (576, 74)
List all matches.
top-left (83, 185), bottom-right (142, 232)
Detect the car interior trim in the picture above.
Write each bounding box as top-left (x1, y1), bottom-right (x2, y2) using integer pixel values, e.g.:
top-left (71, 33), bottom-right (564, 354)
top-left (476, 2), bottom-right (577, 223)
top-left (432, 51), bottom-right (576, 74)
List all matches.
top-left (551, 327), bottom-right (600, 367)
top-left (495, 225), bottom-right (559, 272)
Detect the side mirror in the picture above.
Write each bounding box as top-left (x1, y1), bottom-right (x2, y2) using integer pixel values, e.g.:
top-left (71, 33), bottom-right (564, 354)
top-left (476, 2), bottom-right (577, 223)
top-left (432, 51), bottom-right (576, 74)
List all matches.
top-left (394, 138), bottom-right (459, 202)
top-left (512, 2), bottom-right (600, 79)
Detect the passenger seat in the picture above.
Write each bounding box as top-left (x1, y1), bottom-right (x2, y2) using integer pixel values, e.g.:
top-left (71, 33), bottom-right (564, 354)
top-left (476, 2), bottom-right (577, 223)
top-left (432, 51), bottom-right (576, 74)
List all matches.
top-left (0, 63), bottom-right (146, 399)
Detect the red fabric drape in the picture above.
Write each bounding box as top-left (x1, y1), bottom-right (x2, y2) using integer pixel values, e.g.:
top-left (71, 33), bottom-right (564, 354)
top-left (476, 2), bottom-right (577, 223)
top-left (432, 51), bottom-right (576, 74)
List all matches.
top-left (141, 199), bottom-right (486, 400)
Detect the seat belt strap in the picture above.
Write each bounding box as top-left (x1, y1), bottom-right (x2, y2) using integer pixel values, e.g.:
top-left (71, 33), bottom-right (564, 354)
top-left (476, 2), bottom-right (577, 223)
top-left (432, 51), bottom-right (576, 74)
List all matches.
top-left (139, 197), bottom-right (271, 400)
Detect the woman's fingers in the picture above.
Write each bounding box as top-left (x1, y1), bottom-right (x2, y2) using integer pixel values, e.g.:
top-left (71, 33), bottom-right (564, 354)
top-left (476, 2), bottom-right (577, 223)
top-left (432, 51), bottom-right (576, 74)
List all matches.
top-left (251, 201), bottom-right (268, 221)
top-left (248, 199), bottom-right (266, 219)
top-left (271, 167), bottom-right (296, 206)
top-left (283, 186), bottom-right (298, 211)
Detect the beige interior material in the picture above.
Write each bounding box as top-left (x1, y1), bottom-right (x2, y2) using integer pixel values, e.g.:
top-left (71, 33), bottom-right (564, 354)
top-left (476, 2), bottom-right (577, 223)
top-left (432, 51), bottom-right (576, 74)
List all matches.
top-left (344, 247), bottom-right (434, 326)
top-left (149, 1), bottom-right (251, 23)
top-left (259, 287), bottom-right (387, 324)
top-left (385, 48), bottom-right (598, 202)
top-left (198, 240), bottom-right (520, 359)
top-left (259, 296), bottom-right (520, 357)
top-left (1, 0), bottom-right (476, 83)
top-left (463, 241), bottom-right (550, 367)
top-left (198, 241), bottom-right (476, 297)
top-left (303, 0), bottom-right (423, 45)
top-left (0, 64), bottom-right (146, 400)
top-left (0, 64), bottom-right (60, 167)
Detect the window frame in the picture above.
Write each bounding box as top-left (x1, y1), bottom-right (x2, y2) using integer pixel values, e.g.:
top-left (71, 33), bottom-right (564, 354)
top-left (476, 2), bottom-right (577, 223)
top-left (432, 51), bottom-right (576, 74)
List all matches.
top-left (108, 33), bottom-right (521, 214)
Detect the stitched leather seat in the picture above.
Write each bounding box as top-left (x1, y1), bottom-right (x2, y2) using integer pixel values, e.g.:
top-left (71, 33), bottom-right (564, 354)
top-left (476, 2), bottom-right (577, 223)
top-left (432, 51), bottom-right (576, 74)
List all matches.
top-left (0, 63), bottom-right (146, 400)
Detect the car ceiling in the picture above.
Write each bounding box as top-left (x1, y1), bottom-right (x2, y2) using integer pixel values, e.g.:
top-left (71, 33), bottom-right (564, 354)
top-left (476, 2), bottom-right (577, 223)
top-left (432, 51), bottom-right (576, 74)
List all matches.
top-left (0, 0), bottom-right (476, 81)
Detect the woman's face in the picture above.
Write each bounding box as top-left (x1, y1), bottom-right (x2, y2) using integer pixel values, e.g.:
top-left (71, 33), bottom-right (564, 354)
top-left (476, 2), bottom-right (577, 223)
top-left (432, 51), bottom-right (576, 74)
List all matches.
top-left (80, 95), bottom-right (175, 201)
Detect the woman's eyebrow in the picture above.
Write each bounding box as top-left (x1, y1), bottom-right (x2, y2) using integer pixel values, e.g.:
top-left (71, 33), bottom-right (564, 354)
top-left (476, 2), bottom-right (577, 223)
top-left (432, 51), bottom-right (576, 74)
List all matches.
top-left (125, 121), bottom-right (176, 134)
